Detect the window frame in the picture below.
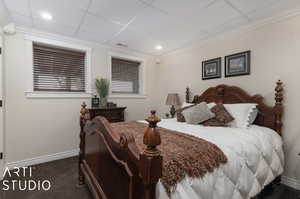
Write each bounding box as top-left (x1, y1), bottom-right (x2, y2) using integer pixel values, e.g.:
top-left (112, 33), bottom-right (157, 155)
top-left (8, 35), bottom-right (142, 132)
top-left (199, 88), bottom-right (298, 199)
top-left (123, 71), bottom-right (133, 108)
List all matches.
top-left (108, 52), bottom-right (146, 99)
top-left (24, 35), bottom-right (92, 99)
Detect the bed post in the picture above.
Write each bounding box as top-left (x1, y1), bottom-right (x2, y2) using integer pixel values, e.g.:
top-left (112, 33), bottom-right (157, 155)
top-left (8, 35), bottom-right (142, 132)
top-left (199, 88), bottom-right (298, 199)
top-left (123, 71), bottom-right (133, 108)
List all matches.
top-left (274, 80), bottom-right (283, 135)
top-left (79, 102), bottom-right (90, 185)
top-left (186, 87), bottom-right (190, 103)
top-left (140, 110), bottom-right (162, 199)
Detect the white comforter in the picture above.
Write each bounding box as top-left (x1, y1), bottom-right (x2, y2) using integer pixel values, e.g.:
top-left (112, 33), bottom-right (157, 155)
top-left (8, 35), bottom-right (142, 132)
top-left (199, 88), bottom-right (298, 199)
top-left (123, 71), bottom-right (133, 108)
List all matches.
top-left (140, 119), bottom-right (284, 199)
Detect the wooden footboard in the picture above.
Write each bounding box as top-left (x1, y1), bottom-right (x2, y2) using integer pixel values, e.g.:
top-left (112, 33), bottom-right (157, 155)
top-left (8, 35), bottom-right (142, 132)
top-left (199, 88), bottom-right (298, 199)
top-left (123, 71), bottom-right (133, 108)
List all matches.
top-left (79, 104), bottom-right (162, 199)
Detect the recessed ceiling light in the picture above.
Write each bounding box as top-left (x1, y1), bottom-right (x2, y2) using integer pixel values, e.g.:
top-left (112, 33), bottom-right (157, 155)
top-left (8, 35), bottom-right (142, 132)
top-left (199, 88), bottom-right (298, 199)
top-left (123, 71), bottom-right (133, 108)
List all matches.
top-left (41, 12), bottom-right (53, 21)
top-left (155, 45), bottom-right (163, 50)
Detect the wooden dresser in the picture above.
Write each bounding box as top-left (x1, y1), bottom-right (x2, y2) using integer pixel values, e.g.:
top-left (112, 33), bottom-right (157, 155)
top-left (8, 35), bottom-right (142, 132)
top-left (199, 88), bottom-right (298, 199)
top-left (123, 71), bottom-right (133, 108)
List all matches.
top-left (88, 107), bottom-right (126, 123)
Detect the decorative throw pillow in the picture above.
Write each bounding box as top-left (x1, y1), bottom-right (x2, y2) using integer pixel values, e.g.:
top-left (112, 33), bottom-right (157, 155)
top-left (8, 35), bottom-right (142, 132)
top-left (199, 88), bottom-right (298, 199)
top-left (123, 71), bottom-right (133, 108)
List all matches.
top-left (176, 102), bottom-right (216, 122)
top-left (202, 118), bottom-right (227, 127)
top-left (181, 102), bottom-right (195, 108)
top-left (182, 102), bottom-right (216, 108)
top-left (182, 102), bottom-right (215, 124)
top-left (207, 102), bottom-right (216, 109)
top-left (176, 104), bottom-right (195, 122)
top-left (202, 103), bottom-right (234, 126)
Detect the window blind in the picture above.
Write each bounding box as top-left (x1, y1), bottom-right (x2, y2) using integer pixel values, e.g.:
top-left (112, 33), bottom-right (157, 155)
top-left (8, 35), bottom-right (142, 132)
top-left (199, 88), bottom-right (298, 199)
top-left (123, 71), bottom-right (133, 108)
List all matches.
top-left (33, 43), bottom-right (86, 92)
top-left (111, 58), bottom-right (140, 94)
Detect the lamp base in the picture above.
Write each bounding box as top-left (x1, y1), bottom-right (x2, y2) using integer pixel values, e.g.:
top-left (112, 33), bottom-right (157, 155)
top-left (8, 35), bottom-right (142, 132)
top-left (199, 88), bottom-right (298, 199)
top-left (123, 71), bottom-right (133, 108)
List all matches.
top-left (170, 105), bottom-right (176, 118)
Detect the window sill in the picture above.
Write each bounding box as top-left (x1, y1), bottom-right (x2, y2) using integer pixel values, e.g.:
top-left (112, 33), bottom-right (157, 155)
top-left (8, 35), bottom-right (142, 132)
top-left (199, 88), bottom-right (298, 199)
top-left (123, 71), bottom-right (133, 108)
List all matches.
top-left (24, 91), bottom-right (92, 99)
top-left (109, 94), bottom-right (147, 99)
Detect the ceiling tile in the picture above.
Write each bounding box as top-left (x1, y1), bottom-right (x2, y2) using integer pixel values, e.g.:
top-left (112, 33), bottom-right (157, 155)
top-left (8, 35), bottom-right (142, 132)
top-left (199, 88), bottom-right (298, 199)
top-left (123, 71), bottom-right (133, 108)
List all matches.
top-left (78, 13), bottom-right (124, 42)
top-left (31, 0), bottom-right (90, 12)
top-left (227, 0), bottom-right (280, 15)
top-left (4, 0), bottom-right (31, 17)
top-left (88, 0), bottom-right (146, 25)
top-left (130, 6), bottom-right (201, 38)
top-left (248, 0), bottom-right (300, 20)
top-left (188, 0), bottom-right (242, 32)
top-left (33, 18), bottom-right (76, 37)
top-left (128, 6), bottom-right (208, 53)
top-left (30, 0), bottom-right (88, 28)
top-left (109, 27), bottom-right (159, 54)
top-left (152, 0), bottom-right (215, 17)
top-left (76, 30), bottom-right (109, 43)
top-left (205, 16), bottom-right (248, 37)
top-left (138, 0), bottom-right (155, 5)
top-left (10, 12), bottom-right (33, 27)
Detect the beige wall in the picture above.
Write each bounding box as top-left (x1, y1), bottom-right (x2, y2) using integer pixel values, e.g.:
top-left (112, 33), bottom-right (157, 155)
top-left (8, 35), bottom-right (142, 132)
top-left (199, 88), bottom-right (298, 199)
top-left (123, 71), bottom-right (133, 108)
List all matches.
top-left (3, 32), bottom-right (157, 163)
top-left (155, 15), bottom-right (300, 181)
top-left (0, 0), bottom-right (10, 28)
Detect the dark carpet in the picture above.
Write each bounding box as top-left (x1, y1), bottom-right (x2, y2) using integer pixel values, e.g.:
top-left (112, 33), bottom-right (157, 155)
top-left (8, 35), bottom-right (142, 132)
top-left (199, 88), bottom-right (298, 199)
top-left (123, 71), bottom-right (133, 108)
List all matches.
top-left (0, 157), bottom-right (299, 199)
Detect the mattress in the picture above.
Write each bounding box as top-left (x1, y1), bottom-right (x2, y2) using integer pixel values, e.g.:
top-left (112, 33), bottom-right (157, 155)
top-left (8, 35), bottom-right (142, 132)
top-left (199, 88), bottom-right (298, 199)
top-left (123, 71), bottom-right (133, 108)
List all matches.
top-left (140, 118), bottom-right (284, 199)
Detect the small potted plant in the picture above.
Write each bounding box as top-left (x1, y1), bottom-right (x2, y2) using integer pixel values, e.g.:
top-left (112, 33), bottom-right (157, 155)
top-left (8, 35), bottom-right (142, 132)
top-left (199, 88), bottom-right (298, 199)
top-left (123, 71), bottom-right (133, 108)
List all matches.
top-left (95, 77), bottom-right (110, 107)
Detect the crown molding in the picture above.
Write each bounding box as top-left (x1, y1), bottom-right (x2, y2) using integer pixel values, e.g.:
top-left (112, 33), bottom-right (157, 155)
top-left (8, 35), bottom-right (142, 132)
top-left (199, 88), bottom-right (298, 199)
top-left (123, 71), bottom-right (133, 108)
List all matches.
top-left (16, 26), bottom-right (110, 49)
top-left (15, 26), bottom-right (156, 57)
top-left (162, 5), bottom-right (300, 56)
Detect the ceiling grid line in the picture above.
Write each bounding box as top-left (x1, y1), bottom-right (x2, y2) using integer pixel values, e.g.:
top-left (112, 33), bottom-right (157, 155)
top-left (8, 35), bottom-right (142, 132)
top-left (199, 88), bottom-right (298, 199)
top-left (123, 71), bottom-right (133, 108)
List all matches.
top-left (108, 16), bottom-right (137, 44)
top-left (224, 0), bottom-right (251, 21)
top-left (146, 0), bottom-right (219, 22)
top-left (84, 11), bottom-right (124, 27)
top-left (28, 0), bottom-right (34, 27)
top-left (73, 0), bottom-right (92, 36)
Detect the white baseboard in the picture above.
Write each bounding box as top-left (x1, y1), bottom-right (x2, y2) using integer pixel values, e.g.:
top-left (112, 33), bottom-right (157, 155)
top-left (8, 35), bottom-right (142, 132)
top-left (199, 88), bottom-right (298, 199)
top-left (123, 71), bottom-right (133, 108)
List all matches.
top-left (5, 149), bottom-right (79, 170)
top-left (281, 175), bottom-right (300, 190)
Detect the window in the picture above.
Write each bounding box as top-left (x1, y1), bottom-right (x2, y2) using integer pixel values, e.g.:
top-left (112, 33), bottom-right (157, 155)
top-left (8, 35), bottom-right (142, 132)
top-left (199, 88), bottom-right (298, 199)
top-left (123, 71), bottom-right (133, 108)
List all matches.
top-left (111, 57), bottom-right (141, 94)
top-left (33, 43), bottom-right (86, 92)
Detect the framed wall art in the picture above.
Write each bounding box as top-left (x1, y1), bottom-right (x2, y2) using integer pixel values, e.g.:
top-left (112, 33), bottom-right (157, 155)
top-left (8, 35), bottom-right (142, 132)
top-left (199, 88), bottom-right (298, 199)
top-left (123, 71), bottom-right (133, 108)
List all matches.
top-left (225, 51), bottom-right (251, 77)
top-left (202, 57), bottom-right (221, 80)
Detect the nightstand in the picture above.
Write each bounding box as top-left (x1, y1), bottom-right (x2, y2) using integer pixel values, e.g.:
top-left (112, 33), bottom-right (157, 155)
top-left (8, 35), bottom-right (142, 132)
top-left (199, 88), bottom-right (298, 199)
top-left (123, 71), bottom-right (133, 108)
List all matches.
top-left (88, 107), bottom-right (126, 123)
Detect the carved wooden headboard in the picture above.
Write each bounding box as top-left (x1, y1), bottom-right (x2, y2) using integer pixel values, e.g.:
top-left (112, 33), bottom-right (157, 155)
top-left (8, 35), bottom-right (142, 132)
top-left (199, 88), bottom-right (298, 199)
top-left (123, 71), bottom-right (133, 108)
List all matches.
top-left (185, 80), bottom-right (284, 135)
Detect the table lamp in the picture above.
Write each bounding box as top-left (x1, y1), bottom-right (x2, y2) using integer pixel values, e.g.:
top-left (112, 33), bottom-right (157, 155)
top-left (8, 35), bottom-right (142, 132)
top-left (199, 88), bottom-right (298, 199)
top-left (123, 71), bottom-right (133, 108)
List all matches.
top-left (165, 93), bottom-right (180, 118)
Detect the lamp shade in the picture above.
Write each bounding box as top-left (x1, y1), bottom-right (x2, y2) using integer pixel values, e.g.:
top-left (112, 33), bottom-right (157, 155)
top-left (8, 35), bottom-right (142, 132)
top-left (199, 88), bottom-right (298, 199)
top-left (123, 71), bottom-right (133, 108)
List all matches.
top-left (165, 93), bottom-right (180, 106)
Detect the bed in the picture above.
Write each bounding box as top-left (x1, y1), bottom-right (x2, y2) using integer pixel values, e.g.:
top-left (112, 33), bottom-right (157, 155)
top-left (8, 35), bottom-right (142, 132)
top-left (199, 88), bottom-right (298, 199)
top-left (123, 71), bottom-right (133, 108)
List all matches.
top-left (78, 80), bottom-right (284, 199)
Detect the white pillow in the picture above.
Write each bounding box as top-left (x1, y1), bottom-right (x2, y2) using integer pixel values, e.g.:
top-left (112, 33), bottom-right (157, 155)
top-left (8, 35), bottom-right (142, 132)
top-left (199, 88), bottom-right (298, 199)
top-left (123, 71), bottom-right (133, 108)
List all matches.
top-left (223, 103), bottom-right (257, 128)
top-left (249, 108), bottom-right (258, 125)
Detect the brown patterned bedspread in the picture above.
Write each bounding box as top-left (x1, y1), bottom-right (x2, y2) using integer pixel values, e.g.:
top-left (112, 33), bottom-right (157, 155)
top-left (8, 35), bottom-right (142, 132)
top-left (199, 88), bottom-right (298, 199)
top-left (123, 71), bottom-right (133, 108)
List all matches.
top-left (111, 121), bottom-right (227, 195)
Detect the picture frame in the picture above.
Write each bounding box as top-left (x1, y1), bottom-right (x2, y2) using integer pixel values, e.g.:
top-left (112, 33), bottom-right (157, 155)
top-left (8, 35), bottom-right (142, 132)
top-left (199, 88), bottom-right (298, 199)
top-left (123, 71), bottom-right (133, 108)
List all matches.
top-left (225, 51), bottom-right (251, 77)
top-left (202, 57), bottom-right (221, 80)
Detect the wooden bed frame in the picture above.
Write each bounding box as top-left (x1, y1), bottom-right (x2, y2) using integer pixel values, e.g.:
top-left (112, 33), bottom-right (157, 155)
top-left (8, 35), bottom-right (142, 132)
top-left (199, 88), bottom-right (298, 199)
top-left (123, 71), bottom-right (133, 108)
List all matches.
top-left (79, 80), bottom-right (284, 199)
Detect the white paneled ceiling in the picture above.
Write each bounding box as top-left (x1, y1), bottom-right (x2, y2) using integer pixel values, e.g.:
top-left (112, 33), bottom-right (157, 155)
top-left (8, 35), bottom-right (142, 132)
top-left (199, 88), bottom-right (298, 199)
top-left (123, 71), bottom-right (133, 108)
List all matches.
top-left (79, 13), bottom-right (124, 42)
top-left (3, 0), bottom-right (300, 55)
top-left (152, 0), bottom-right (215, 18)
top-left (88, 0), bottom-right (146, 25)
